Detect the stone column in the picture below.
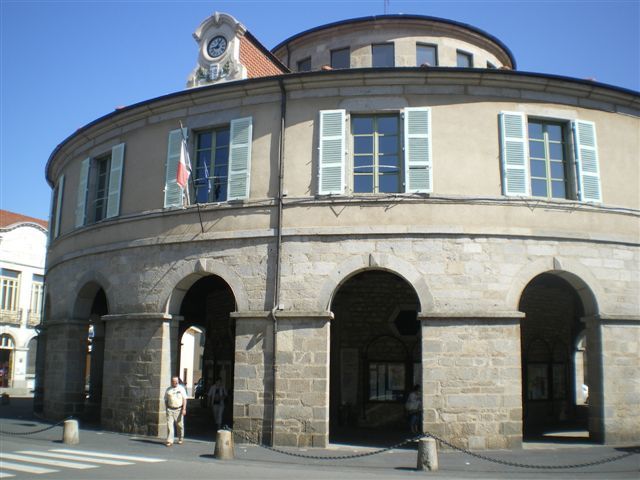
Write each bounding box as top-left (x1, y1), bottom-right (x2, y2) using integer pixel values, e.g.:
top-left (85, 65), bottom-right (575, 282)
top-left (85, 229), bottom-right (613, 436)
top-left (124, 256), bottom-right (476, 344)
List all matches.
top-left (42, 319), bottom-right (88, 419)
top-left (231, 311), bottom-right (272, 445)
top-left (586, 315), bottom-right (640, 444)
top-left (421, 313), bottom-right (523, 450)
top-left (273, 311), bottom-right (331, 448)
top-left (100, 313), bottom-right (180, 436)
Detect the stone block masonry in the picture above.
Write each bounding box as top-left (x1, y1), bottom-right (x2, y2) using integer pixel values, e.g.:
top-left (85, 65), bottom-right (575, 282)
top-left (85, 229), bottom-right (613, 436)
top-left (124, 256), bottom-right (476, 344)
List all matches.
top-left (422, 317), bottom-right (523, 450)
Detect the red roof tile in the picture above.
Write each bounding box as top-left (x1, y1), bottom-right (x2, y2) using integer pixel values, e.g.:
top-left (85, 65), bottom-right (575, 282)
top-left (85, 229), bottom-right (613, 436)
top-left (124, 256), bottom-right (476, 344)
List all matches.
top-left (0, 210), bottom-right (48, 230)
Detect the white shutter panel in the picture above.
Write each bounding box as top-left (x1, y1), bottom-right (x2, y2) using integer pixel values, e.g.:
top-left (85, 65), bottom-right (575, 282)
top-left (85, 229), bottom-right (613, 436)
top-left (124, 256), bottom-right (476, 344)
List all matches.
top-left (318, 110), bottom-right (345, 195)
top-left (572, 120), bottom-right (602, 203)
top-left (75, 158), bottom-right (90, 227)
top-left (227, 117), bottom-right (253, 200)
top-left (54, 175), bottom-right (64, 238)
top-left (404, 107), bottom-right (432, 193)
top-left (499, 112), bottom-right (530, 196)
top-left (106, 143), bottom-right (125, 218)
top-left (164, 129), bottom-right (184, 208)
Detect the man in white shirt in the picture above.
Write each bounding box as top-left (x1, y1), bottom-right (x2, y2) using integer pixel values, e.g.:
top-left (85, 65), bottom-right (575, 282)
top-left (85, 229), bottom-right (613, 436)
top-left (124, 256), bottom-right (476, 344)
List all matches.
top-left (164, 376), bottom-right (187, 446)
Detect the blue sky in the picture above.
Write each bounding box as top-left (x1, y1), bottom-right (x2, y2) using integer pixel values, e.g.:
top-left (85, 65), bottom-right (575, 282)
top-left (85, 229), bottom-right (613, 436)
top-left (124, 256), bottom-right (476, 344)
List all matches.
top-left (1, 0), bottom-right (638, 221)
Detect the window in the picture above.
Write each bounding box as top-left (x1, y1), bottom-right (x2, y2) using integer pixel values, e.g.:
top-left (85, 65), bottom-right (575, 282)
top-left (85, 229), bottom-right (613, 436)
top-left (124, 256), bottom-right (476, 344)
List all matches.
top-left (297, 57), bottom-right (311, 72)
top-left (529, 121), bottom-right (569, 199)
top-left (50, 175), bottom-right (64, 240)
top-left (318, 108), bottom-right (432, 195)
top-left (372, 43), bottom-right (394, 67)
top-left (194, 127), bottom-right (231, 203)
top-left (75, 144), bottom-right (125, 227)
top-left (352, 115), bottom-right (401, 193)
top-left (499, 112), bottom-right (601, 202)
top-left (330, 47), bottom-right (350, 69)
top-left (0, 269), bottom-right (20, 312)
top-left (164, 117), bottom-right (253, 208)
top-left (416, 43), bottom-right (437, 66)
top-left (456, 50), bottom-right (473, 67)
top-left (368, 362), bottom-right (405, 401)
top-left (30, 274), bottom-right (44, 320)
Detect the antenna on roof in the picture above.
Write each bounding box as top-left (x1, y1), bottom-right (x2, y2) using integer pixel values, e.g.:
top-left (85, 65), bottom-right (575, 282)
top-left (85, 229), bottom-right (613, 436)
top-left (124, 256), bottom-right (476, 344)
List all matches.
top-left (384, 0), bottom-right (389, 14)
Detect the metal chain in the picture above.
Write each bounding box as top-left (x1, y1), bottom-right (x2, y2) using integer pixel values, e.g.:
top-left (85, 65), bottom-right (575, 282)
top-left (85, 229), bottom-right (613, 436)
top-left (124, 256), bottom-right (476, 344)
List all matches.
top-left (0, 416), bottom-right (73, 436)
top-left (227, 427), bottom-right (638, 469)
top-left (229, 427), bottom-right (423, 460)
top-left (423, 431), bottom-right (636, 470)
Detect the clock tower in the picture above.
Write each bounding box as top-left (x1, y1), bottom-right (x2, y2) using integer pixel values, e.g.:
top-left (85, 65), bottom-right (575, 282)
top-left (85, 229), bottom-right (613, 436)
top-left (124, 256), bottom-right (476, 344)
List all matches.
top-left (187, 12), bottom-right (248, 88)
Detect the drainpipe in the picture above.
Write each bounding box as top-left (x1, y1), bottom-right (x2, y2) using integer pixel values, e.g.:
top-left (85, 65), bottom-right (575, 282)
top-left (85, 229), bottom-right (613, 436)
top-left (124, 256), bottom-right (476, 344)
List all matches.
top-left (271, 78), bottom-right (287, 446)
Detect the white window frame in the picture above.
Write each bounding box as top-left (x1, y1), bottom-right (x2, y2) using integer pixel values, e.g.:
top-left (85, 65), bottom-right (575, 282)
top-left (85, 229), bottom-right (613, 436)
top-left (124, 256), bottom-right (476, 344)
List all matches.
top-left (0, 269), bottom-right (20, 313)
top-left (30, 277), bottom-right (44, 318)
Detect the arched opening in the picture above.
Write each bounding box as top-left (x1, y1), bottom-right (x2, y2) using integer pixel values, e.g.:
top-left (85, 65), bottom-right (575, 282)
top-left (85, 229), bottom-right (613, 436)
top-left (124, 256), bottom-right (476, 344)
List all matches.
top-left (179, 326), bottom-right (205, 397)
top-left (84, 288), bottom-right (108, 422)
top-left (329, 270), bottom-right (420, 446)
top-left (519, 273), bottom-right (591, 442)
top-left (177, 275), bottom-right (236, 438)
top-left (0, 334), bottom-right (16, 387)
top-left (26, 336), bottom-right (37, 379)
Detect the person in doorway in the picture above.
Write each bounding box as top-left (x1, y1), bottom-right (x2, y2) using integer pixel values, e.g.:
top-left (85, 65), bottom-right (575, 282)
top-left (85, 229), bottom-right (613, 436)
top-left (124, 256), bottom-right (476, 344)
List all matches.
top-left (164, 376), bottom-right (187, 446)
top-left (405, 384), bottom-right (422, 434)
top-left (207, 378), bottom-right (227, 429)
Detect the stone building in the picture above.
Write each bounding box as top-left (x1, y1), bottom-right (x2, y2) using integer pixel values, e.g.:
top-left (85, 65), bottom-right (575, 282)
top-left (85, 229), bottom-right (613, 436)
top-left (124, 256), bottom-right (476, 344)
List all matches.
top-left (0, 210), bottom-right (47, 396)
top-left (41, 12), bottom-right (639, 449)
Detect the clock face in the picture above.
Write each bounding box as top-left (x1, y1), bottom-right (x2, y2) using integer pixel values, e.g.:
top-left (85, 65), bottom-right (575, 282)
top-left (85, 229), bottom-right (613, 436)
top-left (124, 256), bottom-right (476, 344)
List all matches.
top-left (207, 36), bottom-right (228, 58)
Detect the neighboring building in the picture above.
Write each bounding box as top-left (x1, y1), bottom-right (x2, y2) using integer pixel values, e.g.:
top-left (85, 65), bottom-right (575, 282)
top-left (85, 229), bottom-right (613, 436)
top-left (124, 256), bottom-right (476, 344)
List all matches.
top-left (0, 210), bottom-right (47, 396)
top-left (41, 13), bottom-right (639, 449)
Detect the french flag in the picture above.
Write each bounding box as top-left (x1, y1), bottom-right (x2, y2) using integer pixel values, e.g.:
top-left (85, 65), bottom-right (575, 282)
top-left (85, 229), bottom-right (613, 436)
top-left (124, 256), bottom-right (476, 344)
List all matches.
top-left (176, 139), bottom-right (191, 190)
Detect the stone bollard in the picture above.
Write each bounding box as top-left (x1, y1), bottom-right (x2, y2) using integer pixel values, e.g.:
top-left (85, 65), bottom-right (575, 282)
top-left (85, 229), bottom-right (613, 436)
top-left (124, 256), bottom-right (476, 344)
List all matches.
top-left (417, 437), bottom-right (438, 471)
top-left (213, 429), bottom-right (235, 460)
top-left (62, 419), bottom-right (80, 445)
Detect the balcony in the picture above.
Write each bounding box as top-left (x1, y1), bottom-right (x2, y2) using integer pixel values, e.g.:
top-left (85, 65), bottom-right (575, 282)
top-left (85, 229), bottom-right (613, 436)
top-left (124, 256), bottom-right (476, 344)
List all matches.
top-left (0, 309), bottom-right (22, 326)
top-left (27, 310), bottom-right (42, 327)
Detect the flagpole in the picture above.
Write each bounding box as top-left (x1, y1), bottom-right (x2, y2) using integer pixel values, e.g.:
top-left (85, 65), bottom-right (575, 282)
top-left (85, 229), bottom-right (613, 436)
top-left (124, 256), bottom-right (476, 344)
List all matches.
top-left (178, 120), bottom-right (205, 234)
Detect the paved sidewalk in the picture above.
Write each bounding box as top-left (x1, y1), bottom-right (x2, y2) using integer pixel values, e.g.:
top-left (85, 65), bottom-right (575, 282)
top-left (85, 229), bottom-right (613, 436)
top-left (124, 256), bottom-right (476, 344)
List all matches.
top-left (1, 398), bottom-right (638, 479)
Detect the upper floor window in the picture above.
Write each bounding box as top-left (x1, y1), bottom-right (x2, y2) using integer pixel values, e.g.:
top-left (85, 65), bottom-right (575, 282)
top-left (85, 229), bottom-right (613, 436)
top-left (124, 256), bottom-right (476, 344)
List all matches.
top-left (49, 175), bottom-right (64, 240)
top-left (416, 44), bottom-right (438, 67)
top-left (352, 115), bottom-right (401, 193)
top-left (164, 117), bottom-right (253, 208)
top-left (30, 274), bottom-right (44, 318)
top-left (528, 121), bottom-right (569, 199)
top-left (499, 112), bottom-right (601, 202)
top-left (372, 43), bottom-right (394, 67)
top-left (0, 269), bottom-right (20, 313)
top-left (330, 48), bottom-right (350, 69)
top-left (75, 144), bottom-right (125, 228)
top-left (297, 57), bottom-right (312, 72)
top-left (456, 50), bottom-right (473, 67)
top-left (318, 108), bottom-right (432, 196)
top-left (194, 127), bottom-right (231, 203)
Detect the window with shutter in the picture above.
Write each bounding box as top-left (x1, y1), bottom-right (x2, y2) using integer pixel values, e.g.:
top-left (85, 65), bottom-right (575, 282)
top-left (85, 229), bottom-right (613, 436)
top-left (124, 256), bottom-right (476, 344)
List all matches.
top-left (164, 129), bottom-right (186, 208)
top-left (404, 108), bottom-right (432, 193)
top-left (572, 120), bottom-right (602, 203)
top-left (499, 112), bottom-right (530, 196)
top-left (318, 110), bottom-right (346, 195)
top-left (228, 117), bottom-right (252, 201)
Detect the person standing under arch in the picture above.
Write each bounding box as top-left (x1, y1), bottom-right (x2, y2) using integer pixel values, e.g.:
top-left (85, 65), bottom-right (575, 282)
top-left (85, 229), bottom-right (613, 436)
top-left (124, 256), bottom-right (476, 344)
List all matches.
top-left (207, 378), bottom-right (227, 430)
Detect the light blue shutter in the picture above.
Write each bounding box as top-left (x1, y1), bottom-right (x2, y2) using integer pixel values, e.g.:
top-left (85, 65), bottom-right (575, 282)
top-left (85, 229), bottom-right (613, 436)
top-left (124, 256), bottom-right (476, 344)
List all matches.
top-left (227, 117), bottom-right (252, 200)
top-left (499, 112), bottom-right (530, 196)
top-left (54, 175), bottom-right (64, 238)
top-left (106, 143), bottom-right (125, 218)
top-left (164, 129), bottom-right (185, 208)
top-left (318, 110), bottom-right (345, 195)
top-left (572, 120), bottom-right (602, 203)
top-left (404, 107), bottom-right (432, 193)
top-left (75, 158), bottom-right (90, 227)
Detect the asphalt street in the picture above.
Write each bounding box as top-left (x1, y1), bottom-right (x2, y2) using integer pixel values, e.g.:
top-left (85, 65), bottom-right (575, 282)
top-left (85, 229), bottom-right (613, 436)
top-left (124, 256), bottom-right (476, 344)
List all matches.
top-left (0, 399), bottom-right (638, 479)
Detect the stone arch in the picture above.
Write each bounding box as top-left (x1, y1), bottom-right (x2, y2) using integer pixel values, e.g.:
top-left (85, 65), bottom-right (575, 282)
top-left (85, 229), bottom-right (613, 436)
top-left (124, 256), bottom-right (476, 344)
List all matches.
top-left (71, 270), bottom-right (112, 319)
top-left (317, 253), bottom-right (434, 315)
top-left (506, 257), bottom-right (600, 317)
top-left (162, 258), bottom-right (249, 316)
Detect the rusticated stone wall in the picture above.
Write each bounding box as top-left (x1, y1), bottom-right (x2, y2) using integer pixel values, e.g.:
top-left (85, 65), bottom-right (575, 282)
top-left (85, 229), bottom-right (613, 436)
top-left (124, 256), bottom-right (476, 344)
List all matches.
top-left (422, 318), bottom-right (523, 450)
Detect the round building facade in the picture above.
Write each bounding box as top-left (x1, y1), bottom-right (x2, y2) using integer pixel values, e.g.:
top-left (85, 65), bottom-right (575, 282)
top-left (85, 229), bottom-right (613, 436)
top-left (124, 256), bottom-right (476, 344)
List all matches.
top-left (41, 13), bottom-right (639, 449)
